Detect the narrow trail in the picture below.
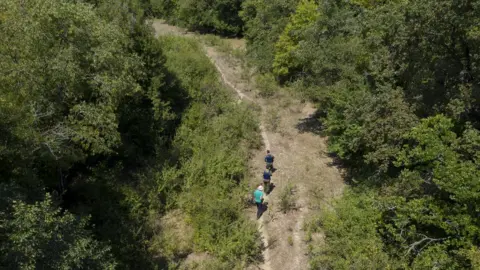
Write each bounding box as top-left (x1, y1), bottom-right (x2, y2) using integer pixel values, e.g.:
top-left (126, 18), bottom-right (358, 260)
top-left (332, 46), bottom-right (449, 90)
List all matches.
top-left (201, 46), bottom-right (344, 270)
top-left (152, 20), bottom-right (344, 270)
top-left (206, 47), bottom-right (273, 270)
top-left (209, 58), bottom-right (255, 103)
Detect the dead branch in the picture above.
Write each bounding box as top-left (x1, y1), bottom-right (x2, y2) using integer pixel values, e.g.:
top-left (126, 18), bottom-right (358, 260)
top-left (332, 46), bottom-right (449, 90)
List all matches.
top-left (43, 142), bottom-right (59, 160)
top-left (405, 234), bottom-right (448, 256)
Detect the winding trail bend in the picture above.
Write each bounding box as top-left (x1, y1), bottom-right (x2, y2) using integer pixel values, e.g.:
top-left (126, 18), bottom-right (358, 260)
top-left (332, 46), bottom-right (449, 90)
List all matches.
top-left (153, 20), bottom-right (344, 270)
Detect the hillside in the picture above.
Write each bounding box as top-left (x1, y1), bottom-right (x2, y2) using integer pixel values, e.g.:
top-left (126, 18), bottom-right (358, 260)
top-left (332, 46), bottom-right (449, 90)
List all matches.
top-left (1, 0), bottom-right (480, 269)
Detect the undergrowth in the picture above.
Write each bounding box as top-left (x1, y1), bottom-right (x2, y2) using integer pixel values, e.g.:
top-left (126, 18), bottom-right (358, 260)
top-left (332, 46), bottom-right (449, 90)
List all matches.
top-left (255, 74), bottom-right (278, 98)
top-left (151, 36), bottom-right (263, 268)
top-left (279, 182), bottom-right (296, 213)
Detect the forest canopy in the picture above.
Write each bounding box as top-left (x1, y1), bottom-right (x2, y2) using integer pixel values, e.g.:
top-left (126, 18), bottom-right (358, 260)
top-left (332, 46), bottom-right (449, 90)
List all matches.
top-left (1, 0), bottom-right (260, 268)
top-left (240, 0), bottom-right (480, 268)
top-left (153, 0), bottom-right (480, 268)
top-left (1, 0), bottom-right (480, 269)
top-left (150, 0), bottom-right (244, 35)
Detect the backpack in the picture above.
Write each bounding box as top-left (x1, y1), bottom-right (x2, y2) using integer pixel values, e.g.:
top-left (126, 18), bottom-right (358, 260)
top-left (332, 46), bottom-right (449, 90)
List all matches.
top-left (263, 170), bottom-right (271, 180)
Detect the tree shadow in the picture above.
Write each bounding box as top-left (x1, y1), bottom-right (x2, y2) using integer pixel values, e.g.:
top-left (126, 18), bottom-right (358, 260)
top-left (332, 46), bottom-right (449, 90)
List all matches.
top-left (63, 170), bottom-right (169, 269)
top-left (253, 220), bottom-right (277, 266)
top-left (324, 152), bottom-right (389, 188)
top-left (295, 110), bottom-right (324, 135)
top-left (266, 183), bottom-right (276, 195)
top-left (326, 152), bottom-right (345, 168)
top-left (325, 152), bottom-right (354, 184)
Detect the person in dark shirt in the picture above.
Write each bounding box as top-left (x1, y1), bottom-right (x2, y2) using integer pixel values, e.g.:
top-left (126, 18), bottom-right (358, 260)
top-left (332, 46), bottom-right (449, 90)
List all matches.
top-left (263, 169), bottom-right (272, 193)
top-left (265, 150), bottom-right (275, 170)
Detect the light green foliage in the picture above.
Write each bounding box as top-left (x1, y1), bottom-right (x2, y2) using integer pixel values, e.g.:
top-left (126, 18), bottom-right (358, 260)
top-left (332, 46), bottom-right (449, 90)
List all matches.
top-left (160, 37), bottom-right (223, 100)
top-left (465, 247), bottom-right (480, 269)
top-left (149, 210), bottom-right (194, 261)
top-left (377, 115), bottom-right (480, 267)
top-left (287, 235), bottom-right (294, 246)
top-left (179, 258), bottom-right (231, 270)
top-left (1, 194), bottom-right (116, 269)
top-left (273, 0), bottom-right (319, 79)
top-left (240, 0), bottom-right (300, 71)
top-left (396, 115), bottom-right (480, 204)
top-left (256, 73), bottom-right (278, 97)
top-left (308, 190), bottom-right (392, 269)
top-left (159, 36), bottom-right (262, 266)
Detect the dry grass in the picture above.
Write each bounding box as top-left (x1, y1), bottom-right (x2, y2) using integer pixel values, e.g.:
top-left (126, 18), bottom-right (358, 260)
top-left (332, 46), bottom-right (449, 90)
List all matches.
top-left (265, 108), bottom-right (280, 132)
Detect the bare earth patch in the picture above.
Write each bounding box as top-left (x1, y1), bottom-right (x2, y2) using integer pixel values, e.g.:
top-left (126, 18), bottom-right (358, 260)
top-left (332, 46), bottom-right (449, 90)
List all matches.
top-left (152, 20), bottom-right (345, 270)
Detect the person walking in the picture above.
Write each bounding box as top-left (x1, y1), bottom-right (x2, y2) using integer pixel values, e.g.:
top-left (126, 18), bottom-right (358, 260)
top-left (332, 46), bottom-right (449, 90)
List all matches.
top-left (253, 185), bottom-right (264, 219)
top-left (265, 150), bottom-right (275, 170)
top-left (263, 168), bottom-right (272, 193)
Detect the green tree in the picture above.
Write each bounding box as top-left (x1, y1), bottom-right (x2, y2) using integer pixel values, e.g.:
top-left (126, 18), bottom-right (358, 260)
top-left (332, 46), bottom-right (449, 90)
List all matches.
top-left (240, 0), bottom-right (300, 71)
top-left (0, 0), bottom-right (175, 267)
top-left (0, 0), bottom-right (141, 176)
top-left (151, 0), bottom-right (244, 35)
top-left (1, 194), bottom-right (116, 269)
top-left (268, 0), bottom-right (480, 267)
top-left (309, 190), bottom-right (393, 269)
top-left (273, 0), bottom-right (319, 79)
top-left (387, 0), bottom-right (480, 119)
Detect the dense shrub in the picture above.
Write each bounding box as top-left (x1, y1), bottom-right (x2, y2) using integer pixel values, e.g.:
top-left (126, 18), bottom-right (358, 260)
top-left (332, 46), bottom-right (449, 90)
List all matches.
top-left (240, 0), bottom-right (300, 71)
top-left (159, 36), bottom-right (262, 267)
top-left (241, 0), bottom-right (480, 268)
top-left (0, 0), bottom-right (260, 268)
top-left (151, 0), bottom-right (244, 35)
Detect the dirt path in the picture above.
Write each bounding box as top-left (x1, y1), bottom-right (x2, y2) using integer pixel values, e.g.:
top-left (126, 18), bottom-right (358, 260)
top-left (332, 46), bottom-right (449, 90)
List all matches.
top-left (152, 20), bottom-right (344, 270)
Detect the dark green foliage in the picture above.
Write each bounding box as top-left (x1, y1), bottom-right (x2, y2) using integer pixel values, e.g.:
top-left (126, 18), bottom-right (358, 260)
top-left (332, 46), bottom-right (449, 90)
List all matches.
top-left (0, 0), bottom-right (176, 267)
top-left (151, 0), bottom-right (244, 35)
top-left (240, 0), bottom-right (300, 71)
top-left (1, 0), bottom-right (259, 268)
top-left (1, 194), bottom-right (116, 269)
top-left (241, 0), bottom-right (480, 268)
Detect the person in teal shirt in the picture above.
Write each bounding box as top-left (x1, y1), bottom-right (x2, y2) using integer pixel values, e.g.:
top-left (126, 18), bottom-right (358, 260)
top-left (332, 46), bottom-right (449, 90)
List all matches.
top-left (253, 185), bottom-right (264, 219)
